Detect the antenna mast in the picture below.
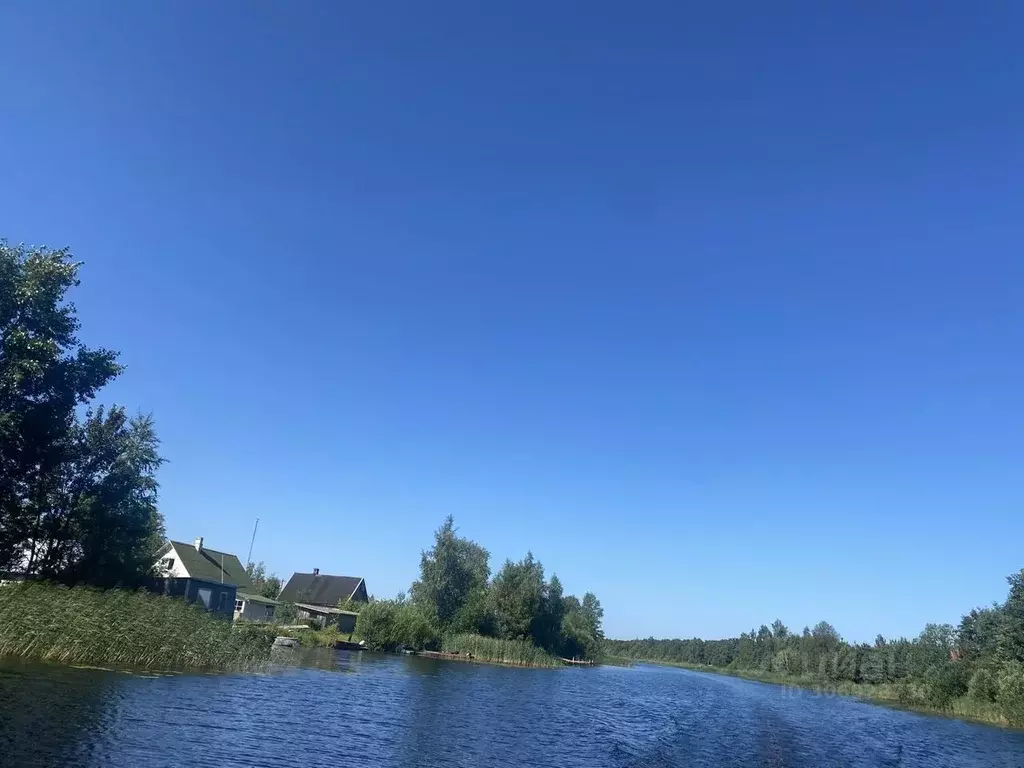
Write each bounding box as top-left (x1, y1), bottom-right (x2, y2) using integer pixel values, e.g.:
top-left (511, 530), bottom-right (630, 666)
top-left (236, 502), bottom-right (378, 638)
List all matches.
top-left (246, 518), bottom-right (260, 565)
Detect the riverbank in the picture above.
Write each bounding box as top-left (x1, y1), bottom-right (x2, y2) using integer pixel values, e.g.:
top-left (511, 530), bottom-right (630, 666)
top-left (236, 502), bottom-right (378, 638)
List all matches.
top-left (646, 660), bottom-right (1011, 728)
top-left (0, 582), bottom-right (272, 671)
top-left (441, 633), bottom-right (561, 667)
top-left (0, 584), bottom-right (586, 673)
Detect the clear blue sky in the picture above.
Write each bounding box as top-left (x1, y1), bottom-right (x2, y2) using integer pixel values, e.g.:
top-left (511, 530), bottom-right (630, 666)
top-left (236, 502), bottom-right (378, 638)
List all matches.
top-left (1, 2), bottom-right (1021, 642)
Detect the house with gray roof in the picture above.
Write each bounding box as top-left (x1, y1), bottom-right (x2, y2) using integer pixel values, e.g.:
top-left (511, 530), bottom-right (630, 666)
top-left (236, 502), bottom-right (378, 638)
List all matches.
top-left (278, 569), bottom-right (367, 632)
top-left (152, 537), bottom-right (278, 621)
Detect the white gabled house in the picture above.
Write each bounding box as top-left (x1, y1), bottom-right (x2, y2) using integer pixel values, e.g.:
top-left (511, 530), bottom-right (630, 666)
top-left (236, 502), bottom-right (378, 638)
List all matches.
top-left (153, 537), bottom-right (278, 622)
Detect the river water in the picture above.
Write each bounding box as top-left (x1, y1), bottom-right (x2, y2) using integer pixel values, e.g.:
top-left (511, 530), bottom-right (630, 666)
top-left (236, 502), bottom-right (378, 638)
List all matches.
top-left (1, 651), bottom-right (1022, 767)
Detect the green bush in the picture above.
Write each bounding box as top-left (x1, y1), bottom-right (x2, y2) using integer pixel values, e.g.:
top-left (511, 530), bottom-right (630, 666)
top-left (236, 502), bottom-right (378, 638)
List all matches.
top-left (274, 602), bottom-right (299, 625)
top-left (356, 600), bottom-right (438, 651)
top-left (894, 679), bottom-right (917, 706)
top-left (336, 598), bottom-right (364, 613)
top-left (292, 626), bottom-right (344, 648)
top-left (968, 667), bottom-right (998, 703)
top-left (395, 604), bottom-right (438, 649)
top-left (923, 662), bottom-right (969, 707)
top-left (560, 611), bottom-right (601, 660)
top-left (997, 661), bottom-right (1024, 726)
top-left (0, 582), bottom-right (272, 671)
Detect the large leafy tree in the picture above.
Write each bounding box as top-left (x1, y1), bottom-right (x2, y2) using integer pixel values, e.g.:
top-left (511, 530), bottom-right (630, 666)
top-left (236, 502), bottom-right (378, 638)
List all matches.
top-left (0, 242), bottom-right (163, 585)
top-left (1000, 569), bottom-right (1024, 664)
top-left (411, 516), bottom-right (490, 631)
top-left (580, 592), bottom-right (605, 640)
top-left (958, 606), bottom-right (1003, 663)
top-left (529, 573), bottom-right (565, 650)
top-left (490, 553), bottom-right (545, 641)
top-left (32, 406), bottom-right (164, 586)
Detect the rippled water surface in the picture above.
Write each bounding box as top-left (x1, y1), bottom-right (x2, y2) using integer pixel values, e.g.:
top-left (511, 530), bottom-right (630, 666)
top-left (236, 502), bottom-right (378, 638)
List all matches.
top-left (2, 652), bottom-right (1023, 767)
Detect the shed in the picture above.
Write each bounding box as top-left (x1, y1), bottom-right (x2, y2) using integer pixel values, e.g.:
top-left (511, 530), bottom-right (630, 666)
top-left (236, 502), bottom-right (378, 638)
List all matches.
top-left (294, 603), bottom-right (360, 633)
top-left (234, 591), bottom-right (280, 623)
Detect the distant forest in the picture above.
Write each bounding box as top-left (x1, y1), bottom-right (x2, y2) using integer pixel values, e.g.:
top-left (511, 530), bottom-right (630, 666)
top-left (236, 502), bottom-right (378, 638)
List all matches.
top-left (606, 569), bottom-right (1024, 725)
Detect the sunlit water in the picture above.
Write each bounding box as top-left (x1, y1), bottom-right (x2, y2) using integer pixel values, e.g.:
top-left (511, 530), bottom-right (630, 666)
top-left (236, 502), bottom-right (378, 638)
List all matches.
top-left (1, 651), bottom-right (1023, 767)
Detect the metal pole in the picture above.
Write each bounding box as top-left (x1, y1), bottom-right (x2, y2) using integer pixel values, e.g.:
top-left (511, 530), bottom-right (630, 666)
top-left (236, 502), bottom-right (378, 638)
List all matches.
top-left (246, 518), bottom-right (260, 566)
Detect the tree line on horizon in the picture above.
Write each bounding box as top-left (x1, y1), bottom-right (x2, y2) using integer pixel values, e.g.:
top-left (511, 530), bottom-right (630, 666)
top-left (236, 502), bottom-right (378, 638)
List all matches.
top-left (605, 569), bottom-right (1024, 725)
top-left (352, 516), bottom-right (605, 660)
top-left (0, 243), bottom-right (164, 587)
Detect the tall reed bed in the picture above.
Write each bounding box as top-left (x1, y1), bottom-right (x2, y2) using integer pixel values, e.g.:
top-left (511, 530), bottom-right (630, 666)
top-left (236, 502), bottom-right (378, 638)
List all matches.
top-left (0, 582), bottom-right (272, 671)
top-left (442, 633), bottom-right (559, 667)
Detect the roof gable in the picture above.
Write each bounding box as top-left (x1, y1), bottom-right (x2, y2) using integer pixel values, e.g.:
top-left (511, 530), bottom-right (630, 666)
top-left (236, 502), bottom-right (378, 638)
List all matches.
top-left (278, 573), bottom-right (364, 606)
top-left (167, 541), bottom-right (251, 588)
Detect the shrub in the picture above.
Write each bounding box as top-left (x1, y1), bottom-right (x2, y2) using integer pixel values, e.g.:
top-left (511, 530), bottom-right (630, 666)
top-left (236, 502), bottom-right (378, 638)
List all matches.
top-left (395, 604), bottom-right (438, 650)
top-left (356, 600), bottom-right (437, 651)
top-left (968, 667), bottom-right (998, 703)
top-left (336, 598), bottom-right (364, 613)
top-left (894, 679), bottom-right (917, 706)
top-left (274, 602), bottom-right (299, 625)
top-left (560, 611), bottom-right (601, 660)
top-left (292, 627), bottom-right (343, 648)
top-left (923, 662), bottom-right (969, 707)
top-left (997, 661), bottom-right (1024, 727)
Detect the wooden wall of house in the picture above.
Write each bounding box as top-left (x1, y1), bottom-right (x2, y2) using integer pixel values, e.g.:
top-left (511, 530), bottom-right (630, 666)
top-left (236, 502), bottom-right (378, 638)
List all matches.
top-left (146, 578), bottom-right (236, 618)
top-left (296, 608), bottom-right (326, 628)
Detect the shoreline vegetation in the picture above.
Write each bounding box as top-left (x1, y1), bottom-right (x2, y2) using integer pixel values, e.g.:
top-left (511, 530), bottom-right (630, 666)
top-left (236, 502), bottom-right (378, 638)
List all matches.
top-left (441, 633), bottom-right (560, 667)
top-left (0, 582), bottom-right (272, 672)
top-left (647, 659), bottom-right (1008, 727)
top-left (350, 516), bottom-right (605, 668)
top-left (605, 568), bottom-right (1024, 729)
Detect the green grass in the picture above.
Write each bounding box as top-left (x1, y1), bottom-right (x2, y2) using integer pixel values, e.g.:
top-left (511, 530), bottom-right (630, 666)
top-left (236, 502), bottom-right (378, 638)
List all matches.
top-left (0, 582), bottom-right (273, 672)
top-left (442, 634), bottom-right (560, 667)
top-left (642, 660), bottom-right (1009, 727)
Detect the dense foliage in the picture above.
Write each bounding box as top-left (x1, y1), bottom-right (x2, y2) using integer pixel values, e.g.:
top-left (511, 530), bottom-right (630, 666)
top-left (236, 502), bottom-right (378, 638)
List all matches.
top-left (606, 568), bottom-right (1024, 725)
top-left (0, 581), bottom-right (271, 670)
top-left (356, 598), bottom-right (439, 651)
top-left (0, 243), bottom-right (164, 586)
top-left (357, 516), bottom-right (604, 662)
top-left (245, 561), bottom-right (283, 600)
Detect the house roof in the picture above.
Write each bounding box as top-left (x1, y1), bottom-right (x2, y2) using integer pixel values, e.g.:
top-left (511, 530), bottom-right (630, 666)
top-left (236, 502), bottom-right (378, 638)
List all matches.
top-left (160, 541), bottom-right (252, 589)
top-left (278, 573), bottom-right (364, 606)
top-left (237, 591), bottom-right (280, 605)
top-left (294, 602), bottom-right (359, 616)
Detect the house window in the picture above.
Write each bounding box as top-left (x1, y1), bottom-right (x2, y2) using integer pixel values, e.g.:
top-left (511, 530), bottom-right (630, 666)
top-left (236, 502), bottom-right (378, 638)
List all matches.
top-left (265, 605), bottom-right (275, 620)
top-left (218, 592), bottom-right (230, 612)
top-left (161, 557), bottom-right (175, 570)
top-left (197, 588), bottom-right (212, 609)
top-left (234, 599), bottom-right (244, 613)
